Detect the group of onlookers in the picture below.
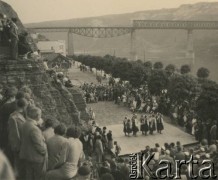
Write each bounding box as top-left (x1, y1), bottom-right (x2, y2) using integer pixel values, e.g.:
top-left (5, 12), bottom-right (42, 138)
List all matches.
top-left (81, 82), bottom-right (159, 114)
top-left (0, 13), bottom-right (36, 60)
top-left (139, 139), bottom-right (218, 179)
top-left (0, 86), bottom-right (93, 180)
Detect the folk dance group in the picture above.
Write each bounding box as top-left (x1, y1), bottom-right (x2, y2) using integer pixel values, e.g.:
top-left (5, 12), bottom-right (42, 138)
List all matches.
top-left (123, 113), bottom-right (164, 136)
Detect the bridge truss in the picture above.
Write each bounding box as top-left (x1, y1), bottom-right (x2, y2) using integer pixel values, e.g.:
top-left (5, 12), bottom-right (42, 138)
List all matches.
top-left (28, 20), bottom-right (218, 64)
top-left (28, 27), bottom-right (133, 38)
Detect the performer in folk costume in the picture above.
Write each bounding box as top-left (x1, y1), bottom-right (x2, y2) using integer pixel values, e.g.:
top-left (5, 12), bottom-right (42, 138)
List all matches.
top-left (149, 115), bottom-right (156, 135)
top-left (132, 118), bottom-right (139, 136)
top-left (140, 115), bottom-right (145, 135)
top-left (126, 119), bottom-right (132, 136)
top-left (123, 117), bottom-right (128, 136)
top-left (156, 113), bottom-right (164, 134)
top-left (143, 115), bottom-right (149, 135)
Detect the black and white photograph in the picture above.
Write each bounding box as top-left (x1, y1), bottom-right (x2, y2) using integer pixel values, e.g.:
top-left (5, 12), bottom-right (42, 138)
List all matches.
top-left (0, 0), bottom-right (218, 179)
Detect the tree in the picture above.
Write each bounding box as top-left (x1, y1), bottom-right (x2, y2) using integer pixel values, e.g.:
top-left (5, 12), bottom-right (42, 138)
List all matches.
top-left (143, 61), bottom-right (152, 69)
top-left (197, 67), bottom-right (210, 79)
top-left (128, 63), bottom-right (147, 87)
top-left (111, 61), bottom-right (132, 80)
top-left (165, 64), bottom-right (176, 76)
top-left (153, 62), bottom-right (164, 70)
top-left (148, 70), bottom-right (169, 95)
top-left (196, 80), bottom-right (218, 120)
top-left (168, 74), bottom-right (200, 104)
top-left (180, 64), bottom-right (191, 74)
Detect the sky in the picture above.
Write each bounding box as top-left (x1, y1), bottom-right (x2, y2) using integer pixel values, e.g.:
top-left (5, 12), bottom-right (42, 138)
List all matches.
top-left (3, 0), bottom-right (218, 23)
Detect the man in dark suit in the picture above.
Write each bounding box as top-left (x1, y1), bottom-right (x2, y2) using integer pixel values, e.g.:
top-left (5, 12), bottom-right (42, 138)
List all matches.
top-left (19, 105), bottom-right (47, 180)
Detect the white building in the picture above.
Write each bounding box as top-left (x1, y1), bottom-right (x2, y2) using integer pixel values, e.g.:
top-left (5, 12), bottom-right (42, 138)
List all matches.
top-left (37, 40), bottom-right (66, 56)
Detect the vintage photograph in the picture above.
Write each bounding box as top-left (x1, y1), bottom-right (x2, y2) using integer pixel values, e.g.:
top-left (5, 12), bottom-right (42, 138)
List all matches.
top-left (0, 0), bottom-right (218, 179)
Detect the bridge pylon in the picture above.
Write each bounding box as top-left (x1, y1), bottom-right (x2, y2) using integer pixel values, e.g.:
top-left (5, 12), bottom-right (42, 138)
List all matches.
top-left (186, 29), bottom-right (195, 68)
top-left (67, 30), bottom-right (74, 56)
top-left (130, 29), bottom-right (137, 61)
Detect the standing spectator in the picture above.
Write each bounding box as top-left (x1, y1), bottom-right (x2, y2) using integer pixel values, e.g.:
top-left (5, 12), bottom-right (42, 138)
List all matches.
top-left (9, 18), bottom-right (19, 60)
top-left (80, 132), bottom-right (93, 157)
top-left (123, 117), bottom-right (128, 136)
top-left (0, 86), bottom-right (17, 161)
top-left (102, 127), bottom-right (108, 150)
top-left (8, 98), bottom-right (27, 179)
top-left (19, 105), bottom-right (47, 180)
top-left (210, 121), bottom-right (217, 144)
top-left (42, 118), bottom-right (55, 143)
top-left (46, 123), bottom-right (68, 171)
top-left (0, 150), bottom-right (15, 180)
top-left (114, 141), bottom-right (121, 157)
top-left (95, 135), bottom-right (104, 163)
top-left (107, 130), bottom-right (114, 150)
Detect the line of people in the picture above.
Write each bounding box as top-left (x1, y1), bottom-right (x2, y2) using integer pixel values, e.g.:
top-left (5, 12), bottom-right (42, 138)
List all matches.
top-left (123, 112), bottom-right (164, 137)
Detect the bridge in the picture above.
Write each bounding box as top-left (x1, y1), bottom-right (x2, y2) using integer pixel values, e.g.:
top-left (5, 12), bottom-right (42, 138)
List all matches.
top-left (27, 20), bottom-right (218, 64)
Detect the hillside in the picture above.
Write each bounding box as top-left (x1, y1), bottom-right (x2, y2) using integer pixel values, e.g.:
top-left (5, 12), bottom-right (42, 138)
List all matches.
top-left (0, 0), bottom-right (89, 125)
top-left (26, 2), bottom-right (218, 27)
top-left (26, 2), bottom-right (218, 81)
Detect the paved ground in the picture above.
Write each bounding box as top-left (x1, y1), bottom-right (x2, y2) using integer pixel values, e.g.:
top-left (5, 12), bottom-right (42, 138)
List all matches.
top-left (68, 64), bottom-right (197, 155)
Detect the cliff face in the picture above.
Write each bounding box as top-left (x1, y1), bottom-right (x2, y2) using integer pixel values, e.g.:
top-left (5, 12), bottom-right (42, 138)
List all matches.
top-left (0, 1), bottom-right (89, 125)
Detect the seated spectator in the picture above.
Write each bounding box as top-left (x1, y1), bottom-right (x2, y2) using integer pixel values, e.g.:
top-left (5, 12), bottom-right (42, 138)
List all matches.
top-left (208, 140), bottom-right (217, 155)
top-left (110, 161), bottom-right (123, 180)
top-left (200, 139), bottom-right (209, 151)
top-left (99, 161), bottom-right (111, 177)
top-left (175, 146), bottom-right (186, 161)
top-left (75, 165), bottom-right (91, 180)
top-left (46, 123), bottom-right (68, 171)
top-left (42, 118), bottom-right (55, 142)
top-left (100, 173), bottom-right (114, 180)
top-left (119, 162), bottom-right (130, 180)
top-left (46, 126), bottom-right (84, 180)
top-left (176, 141), bottom-right (184, 152)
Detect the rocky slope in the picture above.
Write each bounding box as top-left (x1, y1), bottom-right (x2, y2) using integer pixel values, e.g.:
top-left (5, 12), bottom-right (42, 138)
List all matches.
top-left (0, 0), bottom-right (89, 125)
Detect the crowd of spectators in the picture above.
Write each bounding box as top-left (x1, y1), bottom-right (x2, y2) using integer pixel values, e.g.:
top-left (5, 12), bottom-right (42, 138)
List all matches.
top-left (0, 86), bottom-right (95, 180)
top-left (137, 139), bottom-right (218, 179)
